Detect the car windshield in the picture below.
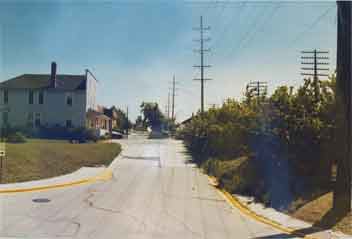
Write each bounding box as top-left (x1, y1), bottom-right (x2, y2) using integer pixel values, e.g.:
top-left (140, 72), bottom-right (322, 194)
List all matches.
top-left (0, 1), bottom-right (350, 239)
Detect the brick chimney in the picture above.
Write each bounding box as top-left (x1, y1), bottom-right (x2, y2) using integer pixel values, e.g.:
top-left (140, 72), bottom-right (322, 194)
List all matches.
top-left (50, 62), bottom-right (57, 88)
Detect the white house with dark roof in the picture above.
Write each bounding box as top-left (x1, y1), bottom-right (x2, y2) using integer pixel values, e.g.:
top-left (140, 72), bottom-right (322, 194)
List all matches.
top-left (0, 62), bottom-right (97, 129)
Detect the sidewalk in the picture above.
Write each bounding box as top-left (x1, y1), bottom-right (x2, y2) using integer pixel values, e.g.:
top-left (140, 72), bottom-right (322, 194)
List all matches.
top-left (0, 166), bottom-right (111, 193)
top-left (232, 194), bottom-right (351, 239)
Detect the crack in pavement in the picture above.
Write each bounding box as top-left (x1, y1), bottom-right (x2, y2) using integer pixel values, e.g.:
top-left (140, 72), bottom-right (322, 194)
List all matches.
top-left (82, 187), bottom-right (163, 234)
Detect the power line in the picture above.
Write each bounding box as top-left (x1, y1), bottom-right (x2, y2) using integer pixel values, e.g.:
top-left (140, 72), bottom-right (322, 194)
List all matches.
top-left (288, 4), bottom-right (335, 47)
top-left (222, 4), bottom-right (275, 62)
top-left (210, 1), bottom-right (247, 55)
top-left (233, 4), bottom-right (281, 58)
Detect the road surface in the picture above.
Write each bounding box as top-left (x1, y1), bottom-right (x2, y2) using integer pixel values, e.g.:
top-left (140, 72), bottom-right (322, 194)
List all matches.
top-left (0, 134), bottom-right (301, 239)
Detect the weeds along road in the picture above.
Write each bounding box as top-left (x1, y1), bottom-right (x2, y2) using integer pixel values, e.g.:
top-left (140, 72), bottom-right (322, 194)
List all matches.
top-left (0, 133), bottom-right (302, 239)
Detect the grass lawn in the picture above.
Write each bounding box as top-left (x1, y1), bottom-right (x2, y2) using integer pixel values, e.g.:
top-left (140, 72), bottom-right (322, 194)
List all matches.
top-left (2, 139), bottom-right (121, 183)
top-left (292, 192), bottom-right (351, 235)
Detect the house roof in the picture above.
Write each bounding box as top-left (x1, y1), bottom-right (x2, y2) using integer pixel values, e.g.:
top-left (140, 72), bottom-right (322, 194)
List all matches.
top-left (180, 116), bottom-right (194, 125)
top-left (0, 74), bottom-right (86, 90)
top-left (103, 106), bottom-right (121, 119)
top-left (86, 110), bottom-right (111, 120)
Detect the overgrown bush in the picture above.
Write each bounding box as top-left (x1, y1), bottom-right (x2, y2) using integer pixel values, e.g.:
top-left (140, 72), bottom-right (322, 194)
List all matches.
top-left (37, 126), bottom-right (98, 142)
top-left (7, 132), bottom-right (27, 143)
top-left (99, 133), bottom-right (111, 141)
top-left (1, 126), bottom-right (99, 143)
top-left (69, 127), bottom-right (99, 143)
top-left (178, 75), bottom-right (337, 209)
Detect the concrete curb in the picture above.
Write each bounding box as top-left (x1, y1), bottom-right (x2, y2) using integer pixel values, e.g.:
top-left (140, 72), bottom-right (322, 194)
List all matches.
top-left (0, 169), bottom-right (113, 194)
top-left (207, 176), bottom-right (318, 239)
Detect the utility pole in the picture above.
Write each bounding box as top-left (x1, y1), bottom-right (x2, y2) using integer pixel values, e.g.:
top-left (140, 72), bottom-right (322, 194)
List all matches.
top-left (171, 75), bottom-right (176, 121)
top-left (246, 81), bottom-right (268, 102)
top-left (193, 16), bottom-right (212, 114)
top-left (333, 1), bottom-right (351, 213)
top-left (301, 49), bottom-right (329, 103)
top-left (126, 106), bottom-right (129, 139)
top-left (167, 91), bottom-right (170, 119)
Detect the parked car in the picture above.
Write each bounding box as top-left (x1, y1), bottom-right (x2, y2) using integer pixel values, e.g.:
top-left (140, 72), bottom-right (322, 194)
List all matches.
top-left (111, 131), bottom-right (123, 139)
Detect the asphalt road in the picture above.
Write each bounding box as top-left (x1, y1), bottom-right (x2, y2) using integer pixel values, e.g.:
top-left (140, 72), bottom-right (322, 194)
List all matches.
top-left (0, 134), bottom-right (301, 239)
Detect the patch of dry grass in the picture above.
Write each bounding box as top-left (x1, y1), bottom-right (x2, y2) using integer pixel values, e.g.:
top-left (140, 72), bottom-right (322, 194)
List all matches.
top-left (1, 139), bottom-right (121, 183)
top-left (292, 192), bottom-right (351, 235)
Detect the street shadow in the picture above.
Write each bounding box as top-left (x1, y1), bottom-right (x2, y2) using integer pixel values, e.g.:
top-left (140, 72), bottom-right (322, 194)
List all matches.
top-left (312, 206), bottom-right (349, 229)
top-left (252, 226), bottom-right (324, 239)
top-left (253, 208), bottom-right (349, 239)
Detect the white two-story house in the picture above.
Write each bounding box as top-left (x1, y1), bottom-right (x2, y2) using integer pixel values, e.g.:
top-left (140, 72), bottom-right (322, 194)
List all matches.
top-left (0, 62), bottom-right (97, 129)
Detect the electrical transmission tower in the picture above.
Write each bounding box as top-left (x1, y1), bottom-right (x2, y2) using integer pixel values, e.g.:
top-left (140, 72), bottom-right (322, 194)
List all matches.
top-left (193, 16), bottom-right (212, 114)
top-left (301, 49), bottom-right (329, 102)
top-left (246, 81), bottom-right (268, 101)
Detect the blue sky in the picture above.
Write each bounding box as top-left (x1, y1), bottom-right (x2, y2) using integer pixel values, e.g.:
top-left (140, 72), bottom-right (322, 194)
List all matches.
top-left (0, 1), bottom-right (337, 121)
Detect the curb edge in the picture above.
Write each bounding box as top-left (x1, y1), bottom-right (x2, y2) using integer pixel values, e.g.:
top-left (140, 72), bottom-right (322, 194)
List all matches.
top-left (0, 169), bottom-right (113, 194)
top-left (208, 175), bottom-right (318, 239)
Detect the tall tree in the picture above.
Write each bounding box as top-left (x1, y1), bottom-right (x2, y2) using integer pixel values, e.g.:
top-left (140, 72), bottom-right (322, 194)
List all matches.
top-left (140, 102), bottom-right (164, 127)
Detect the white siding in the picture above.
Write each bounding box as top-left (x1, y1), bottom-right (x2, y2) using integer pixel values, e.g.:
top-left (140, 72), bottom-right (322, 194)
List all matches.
top-left (86, 71), bottom-right (97, 111)
top-left (0, 88), bottom-right (87, 128)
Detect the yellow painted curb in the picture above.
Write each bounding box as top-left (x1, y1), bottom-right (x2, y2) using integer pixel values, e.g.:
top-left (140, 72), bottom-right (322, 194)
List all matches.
top-left (207, 176), bottom-right (318, 239)
top-left (0, 169), bottom-right (113, 194)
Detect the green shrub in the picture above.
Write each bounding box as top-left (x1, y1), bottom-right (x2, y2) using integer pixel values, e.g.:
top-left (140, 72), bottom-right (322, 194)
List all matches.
top-left (69, 128), bottom-right (98, 143)
top-left (7, 132), bottom-right (27, 143)
top-left (99, 134), bottom-right (111, 141)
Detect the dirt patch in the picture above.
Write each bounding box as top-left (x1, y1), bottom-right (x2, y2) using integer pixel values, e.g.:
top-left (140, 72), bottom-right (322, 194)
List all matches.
top-left (292, 192), bottom-right (351, 235)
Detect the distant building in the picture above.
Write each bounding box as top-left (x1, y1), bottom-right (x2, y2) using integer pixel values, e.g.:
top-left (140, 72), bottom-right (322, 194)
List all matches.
top-left (102, 106), bottom-right (121, 130)
top-left (86, 109), bottom-right (112, 136)
top-left (0, 62), bottom-right (97, 129)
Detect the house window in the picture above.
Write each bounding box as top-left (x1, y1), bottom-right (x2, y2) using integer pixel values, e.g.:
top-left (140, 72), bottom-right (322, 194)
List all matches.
top-left (2, 112), bottom-right (8, 125)
top-left (66, 120), bottom-right (72, 128)
top-left (38, 91), bottom-right (44, 105)
top-left (27, 112), bottom-right (34, 128)
top-left (66, 93), bottom-right (73, 106)
top-left (3, 90), bottom-right (8, 104)
top-left (28, 90), bottom-right (34, 104)
top-left (34, 113), bottom-right (41, 128)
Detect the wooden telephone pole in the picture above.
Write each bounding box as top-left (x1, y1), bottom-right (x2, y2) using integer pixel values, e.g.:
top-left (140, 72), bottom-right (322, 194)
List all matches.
top-left (126, 106), bottom-right (129, 139)
top-left (246, 81), bottom-right (268, 101)
top-left (301, 49), bottom-right (330, 103)
top-left (171, 75), bottom-right (176, 121)
top-left (334, 1), bottom-right (351, 213)
top-left (167, 91), bottom-right (170, 119)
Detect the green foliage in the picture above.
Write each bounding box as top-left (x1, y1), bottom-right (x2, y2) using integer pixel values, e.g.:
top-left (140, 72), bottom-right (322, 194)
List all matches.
top-left (113, 108), bottom-right (132, 131)
top-left (7, 132), bottom-right (27, 143)
top-left (69, 127), bottom-right (98, 143)
top-left (179, 75), bottom-right (337, 208)
top-left (140, 102), bottom-right (165, 127)
top-left (99, 134), bottom-right (112, 141)
top-left (134, 115), bottom-right (145, 129)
